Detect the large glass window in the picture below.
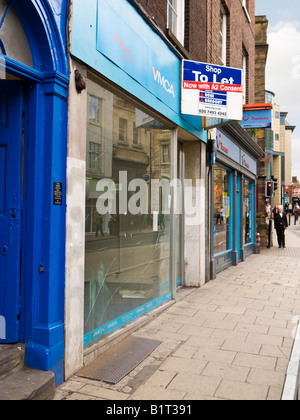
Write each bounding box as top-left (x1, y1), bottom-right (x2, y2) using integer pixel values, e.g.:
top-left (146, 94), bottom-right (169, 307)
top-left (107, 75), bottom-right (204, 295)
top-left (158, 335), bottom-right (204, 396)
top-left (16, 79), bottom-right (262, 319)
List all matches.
top-left (214, 165), bottom-right (232, 255)
top-left (243, 179), bottom-right (254, 245)
top-left (84, 79), bottom-right (174, 346)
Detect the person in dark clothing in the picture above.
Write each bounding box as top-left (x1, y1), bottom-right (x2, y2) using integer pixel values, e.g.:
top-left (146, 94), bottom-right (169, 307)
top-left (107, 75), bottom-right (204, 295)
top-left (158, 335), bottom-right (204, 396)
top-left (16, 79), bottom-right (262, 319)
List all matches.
top-left (274, 205), bottom-right (288, 248)
top-left (95, 214), bottom-right (104, 238)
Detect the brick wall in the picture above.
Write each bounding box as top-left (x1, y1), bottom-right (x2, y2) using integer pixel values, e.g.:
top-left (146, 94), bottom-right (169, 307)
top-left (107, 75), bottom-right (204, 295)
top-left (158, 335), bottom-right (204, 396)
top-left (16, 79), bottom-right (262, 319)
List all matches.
top-left (207, 0), bottom-right (255, 104)
top-left (136, 0), bottom-right (168, 34)
top-left (184, 0), bottom-right (207, 61)
top-left (255, 16), bottom-right (269, 103)
top-left (136, 0), bottom-right (255, 104)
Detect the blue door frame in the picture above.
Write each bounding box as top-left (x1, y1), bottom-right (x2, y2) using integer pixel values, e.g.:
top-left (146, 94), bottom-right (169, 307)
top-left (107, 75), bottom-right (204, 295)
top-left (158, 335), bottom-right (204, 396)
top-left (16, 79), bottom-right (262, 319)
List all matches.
top-left (0, 0), bottom-right (69, 385)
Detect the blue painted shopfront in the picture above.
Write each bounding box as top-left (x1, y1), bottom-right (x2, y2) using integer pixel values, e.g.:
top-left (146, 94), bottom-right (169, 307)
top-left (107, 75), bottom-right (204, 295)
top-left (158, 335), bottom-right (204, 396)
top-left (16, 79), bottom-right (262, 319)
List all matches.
top-left (71, 0), bottom-right (205, 349)
top-left (0, 0), bottom-right (69, 385)
top-left (72, 0), bottom-right (205, 141)
top-left (211, 127), bottom-right (257, 277)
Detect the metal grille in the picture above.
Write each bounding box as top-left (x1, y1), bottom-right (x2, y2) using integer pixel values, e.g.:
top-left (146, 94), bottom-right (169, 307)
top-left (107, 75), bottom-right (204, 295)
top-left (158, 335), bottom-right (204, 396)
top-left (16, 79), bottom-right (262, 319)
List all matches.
top-left (77, 336), bottom-right (161, 384)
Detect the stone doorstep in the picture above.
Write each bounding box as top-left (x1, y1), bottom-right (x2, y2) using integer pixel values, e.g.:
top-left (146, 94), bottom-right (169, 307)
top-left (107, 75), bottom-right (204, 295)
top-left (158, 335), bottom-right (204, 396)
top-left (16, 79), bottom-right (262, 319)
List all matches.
top-left (0, 344), bottom-right (55, 400)
top-left (0, 368), bottom-right (55, 401)
top-left (0, 344), bottom-right (25, 380)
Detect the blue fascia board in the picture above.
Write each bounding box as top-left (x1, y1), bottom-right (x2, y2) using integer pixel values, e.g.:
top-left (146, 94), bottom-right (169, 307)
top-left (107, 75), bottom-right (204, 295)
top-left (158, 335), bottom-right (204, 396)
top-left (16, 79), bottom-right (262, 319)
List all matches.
top-left (72, 42), bottom-right (205, 141)
top-left (72, 0), bottom-right (206, 142)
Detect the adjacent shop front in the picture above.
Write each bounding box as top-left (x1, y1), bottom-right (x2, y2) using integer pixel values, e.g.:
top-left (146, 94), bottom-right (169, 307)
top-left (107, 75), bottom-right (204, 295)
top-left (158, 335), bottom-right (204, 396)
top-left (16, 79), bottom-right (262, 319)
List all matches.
top-left (210, 123), bottom-right (264, 278)
top-left (65, 0), bottom-right (206, 379)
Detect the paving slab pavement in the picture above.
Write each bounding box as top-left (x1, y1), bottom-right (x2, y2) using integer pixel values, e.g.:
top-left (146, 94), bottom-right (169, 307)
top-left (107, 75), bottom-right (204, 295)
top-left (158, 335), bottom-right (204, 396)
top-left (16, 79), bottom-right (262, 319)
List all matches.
top-left (56, 225), bottom-right (300, 401)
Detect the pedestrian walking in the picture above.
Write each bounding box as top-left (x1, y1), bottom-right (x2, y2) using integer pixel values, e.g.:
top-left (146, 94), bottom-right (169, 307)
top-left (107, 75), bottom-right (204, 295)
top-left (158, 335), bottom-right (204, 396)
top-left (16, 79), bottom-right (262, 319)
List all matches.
top-left (95, 213), bottom-right (104, 238)
top-left (294, 203), bottom-right (300, 224)
top-left (265, 203), bottom-right (271, 219)
top-left (274, 205), bottom-right (288, 248)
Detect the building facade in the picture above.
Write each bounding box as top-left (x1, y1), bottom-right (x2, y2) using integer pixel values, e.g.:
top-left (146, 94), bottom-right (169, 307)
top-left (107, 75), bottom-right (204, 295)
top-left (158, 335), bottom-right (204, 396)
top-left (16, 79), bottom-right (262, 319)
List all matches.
top-left (204, 0), bottom-right (264, 278)
top-left (64, 0), bottom-right (262, 380)
top-left (265, 91), bottom-right (295, 206)
top-left (255, 15), bottom-right (270, 248)
top-left (255, 16), bottom-right (296, 247)
top-left (65, 0), bottom-right (208, 380)
top-left (0, 0), bottom-right (69, 385)
top-left (1, 0), bottom-right (264, 386)
top-left (209, 123), bottom-right (264, 278)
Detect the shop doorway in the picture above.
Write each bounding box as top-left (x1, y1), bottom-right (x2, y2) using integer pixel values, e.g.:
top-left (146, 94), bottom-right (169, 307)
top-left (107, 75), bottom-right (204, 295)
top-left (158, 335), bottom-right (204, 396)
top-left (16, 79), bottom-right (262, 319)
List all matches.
top-left (236, 175), bottom-right (241, 260)
top-left (175, 142), bottom-right (184, 287)
top-left (0, 80), bottom-right (23, 343)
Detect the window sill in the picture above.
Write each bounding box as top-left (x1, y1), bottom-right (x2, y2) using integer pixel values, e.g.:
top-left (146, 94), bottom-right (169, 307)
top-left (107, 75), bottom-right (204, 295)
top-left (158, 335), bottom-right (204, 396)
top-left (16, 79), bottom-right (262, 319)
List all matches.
top-left (132, 144), bottom-right (144, 151)
top-left (166, 29), bottom-right (191, 59)
top-left (118, 141), bottom-right (129, 147)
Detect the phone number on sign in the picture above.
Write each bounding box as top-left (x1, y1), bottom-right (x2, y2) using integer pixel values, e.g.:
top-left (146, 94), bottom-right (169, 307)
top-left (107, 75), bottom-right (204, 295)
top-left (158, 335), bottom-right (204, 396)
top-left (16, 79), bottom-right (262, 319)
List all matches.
top-left (199, 108), bottom-right (228, 117)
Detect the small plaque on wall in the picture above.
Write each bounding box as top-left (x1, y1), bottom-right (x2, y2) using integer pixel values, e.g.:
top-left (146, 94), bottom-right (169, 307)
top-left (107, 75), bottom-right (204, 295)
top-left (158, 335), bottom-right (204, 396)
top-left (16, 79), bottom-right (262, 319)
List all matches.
top-left (53, 182), bottom-right (63, 205)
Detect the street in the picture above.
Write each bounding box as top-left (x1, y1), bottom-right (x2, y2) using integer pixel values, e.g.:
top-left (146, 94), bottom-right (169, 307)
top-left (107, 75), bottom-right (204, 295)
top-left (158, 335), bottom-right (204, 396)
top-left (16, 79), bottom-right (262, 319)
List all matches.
top-left (56, 223), bottom-right (300, 400)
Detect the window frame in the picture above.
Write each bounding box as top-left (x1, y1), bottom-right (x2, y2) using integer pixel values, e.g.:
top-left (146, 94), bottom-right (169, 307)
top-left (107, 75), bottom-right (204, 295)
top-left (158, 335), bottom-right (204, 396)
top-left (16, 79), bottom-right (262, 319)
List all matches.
top-left (242, 52), bottom-right (248, 104)
top-left (219, 6), bottom-right (227, 66)
top-left (167, 0), bottom-right (185, 46)
top-left (118, 117), bottom-right (128, 143)
top-left (88, 95), bottom-right (102, 127)
top-left (161, 143), bottom-right (170, 165)
top-left (88, 141), bottom-right (102, 171)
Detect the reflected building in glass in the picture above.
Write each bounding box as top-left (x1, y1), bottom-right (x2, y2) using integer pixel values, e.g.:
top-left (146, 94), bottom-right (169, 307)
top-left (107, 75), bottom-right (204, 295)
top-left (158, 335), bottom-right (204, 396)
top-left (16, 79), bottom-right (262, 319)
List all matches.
top-left (84, 80), bottom-right (173, 345)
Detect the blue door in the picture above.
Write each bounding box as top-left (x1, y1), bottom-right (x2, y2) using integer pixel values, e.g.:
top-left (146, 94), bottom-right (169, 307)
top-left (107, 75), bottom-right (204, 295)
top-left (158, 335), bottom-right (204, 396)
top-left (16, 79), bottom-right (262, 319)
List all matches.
top-left (0, 81), bottom-right (23, 343)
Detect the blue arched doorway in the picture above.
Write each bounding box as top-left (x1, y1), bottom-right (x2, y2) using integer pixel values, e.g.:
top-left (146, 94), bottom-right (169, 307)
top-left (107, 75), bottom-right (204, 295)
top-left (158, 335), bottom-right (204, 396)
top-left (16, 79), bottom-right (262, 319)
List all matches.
top-left (0, 0), bottom-right (69, 385)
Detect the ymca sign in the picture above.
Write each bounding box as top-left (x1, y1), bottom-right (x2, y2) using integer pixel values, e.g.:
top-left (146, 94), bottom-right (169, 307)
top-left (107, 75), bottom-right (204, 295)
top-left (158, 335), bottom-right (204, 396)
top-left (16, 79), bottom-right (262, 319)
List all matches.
top-left (153, 67), bottom-right (175, 98)
top-left (181, 60), bottom-right (243, 120)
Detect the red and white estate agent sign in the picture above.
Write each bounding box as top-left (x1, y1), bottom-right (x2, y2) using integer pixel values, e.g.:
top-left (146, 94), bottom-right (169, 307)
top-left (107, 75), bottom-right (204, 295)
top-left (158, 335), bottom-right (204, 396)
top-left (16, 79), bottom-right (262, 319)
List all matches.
top-left (181, 60), bottom-right (243, 121)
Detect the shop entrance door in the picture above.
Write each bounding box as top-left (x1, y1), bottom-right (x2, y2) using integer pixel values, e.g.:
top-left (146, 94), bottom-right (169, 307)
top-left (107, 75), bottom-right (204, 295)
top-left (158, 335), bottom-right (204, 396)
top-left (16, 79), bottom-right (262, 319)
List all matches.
top-left (0, 81), bottom-right (23, 343)
top-left (236, 175), bottom-right (241, 260)
top-left (175, 142), bottom-right (184, 286)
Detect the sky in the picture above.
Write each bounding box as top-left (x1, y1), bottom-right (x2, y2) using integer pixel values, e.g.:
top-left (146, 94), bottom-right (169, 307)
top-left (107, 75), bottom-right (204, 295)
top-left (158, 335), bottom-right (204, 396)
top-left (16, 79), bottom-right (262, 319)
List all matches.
top-left (255, 0), bottom-right (300, 181)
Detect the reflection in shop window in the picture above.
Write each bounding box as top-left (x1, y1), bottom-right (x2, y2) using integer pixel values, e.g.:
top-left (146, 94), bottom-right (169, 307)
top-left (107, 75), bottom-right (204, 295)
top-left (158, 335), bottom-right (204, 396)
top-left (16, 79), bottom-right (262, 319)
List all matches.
top-left (161, 144), bottom-right (170, 164)
top-left (89, 142), bottom-right (102, 171)
top-left (84, 78), bottom-right (174, 346)
top-left (133, 123), bottom-right (139, 146)
top-left (214, 165), bottom-right (231, 255)
top-left (119, 118), bottom-right (127, 143)
top-left (88, 95), bottom-right (101, 125)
